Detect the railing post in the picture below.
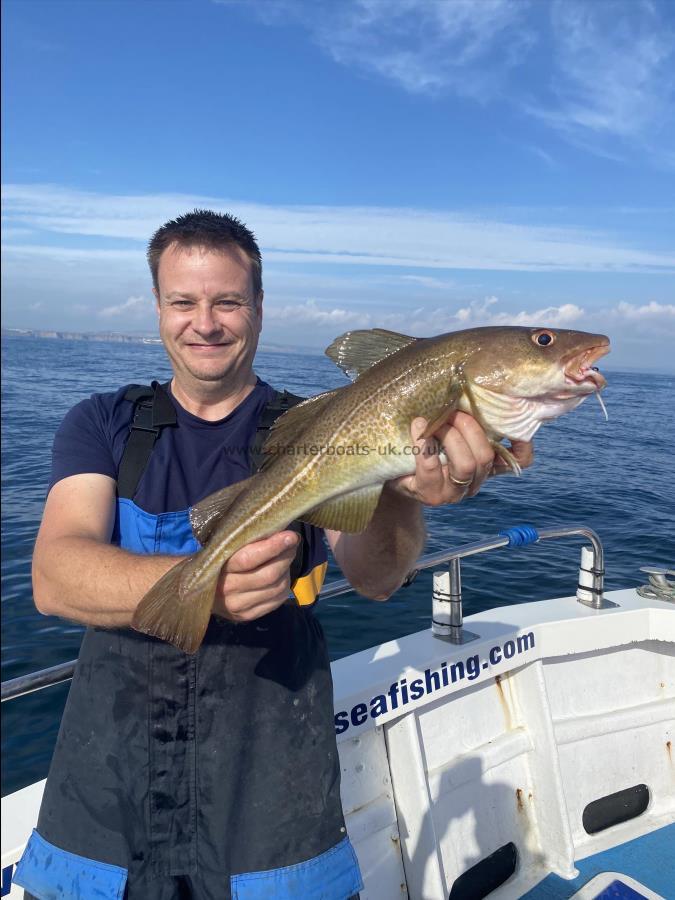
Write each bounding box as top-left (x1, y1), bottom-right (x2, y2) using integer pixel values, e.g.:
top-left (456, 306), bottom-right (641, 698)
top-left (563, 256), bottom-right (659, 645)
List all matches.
top-left (576, 544), bottom-right (608, 608)
top-left (432, 559), bottom-right (480, 645)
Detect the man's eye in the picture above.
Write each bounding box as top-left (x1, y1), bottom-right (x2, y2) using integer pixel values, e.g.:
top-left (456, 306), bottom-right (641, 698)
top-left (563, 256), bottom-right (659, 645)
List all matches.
top-left (215, 300), bottom-right (240, 310)
top-left (172, 300), bottom-right (193, 308)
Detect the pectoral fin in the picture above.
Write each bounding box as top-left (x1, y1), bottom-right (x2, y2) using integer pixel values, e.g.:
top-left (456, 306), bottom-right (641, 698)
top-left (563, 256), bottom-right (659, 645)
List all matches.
top-left (420, 377), bottom-right (464, 439)
top-left (300, 483), bottom-right (383, 532)
top-left (190, 477), bottom-right (255, 545)
top-left (325, 329), bottom-right (418, 380)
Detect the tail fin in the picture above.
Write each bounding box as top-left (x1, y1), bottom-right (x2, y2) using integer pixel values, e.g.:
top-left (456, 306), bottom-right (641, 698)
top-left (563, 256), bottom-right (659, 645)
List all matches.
top-left (131, 558), bottom-right (215, 655)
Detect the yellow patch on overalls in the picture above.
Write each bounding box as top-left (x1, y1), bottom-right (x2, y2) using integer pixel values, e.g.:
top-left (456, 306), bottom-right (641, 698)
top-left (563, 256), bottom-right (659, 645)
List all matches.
top-left (291, 561), bottom-right (328, 607)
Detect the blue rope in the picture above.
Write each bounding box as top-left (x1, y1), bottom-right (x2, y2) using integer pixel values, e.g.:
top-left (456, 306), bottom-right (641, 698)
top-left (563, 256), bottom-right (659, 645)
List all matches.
top-left (498, 524), bottom-right (540, 547)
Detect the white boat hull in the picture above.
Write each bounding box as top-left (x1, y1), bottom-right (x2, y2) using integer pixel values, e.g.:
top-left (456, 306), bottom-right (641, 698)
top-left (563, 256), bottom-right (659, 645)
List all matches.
top-left (3, 588), bottom-right (674, 898)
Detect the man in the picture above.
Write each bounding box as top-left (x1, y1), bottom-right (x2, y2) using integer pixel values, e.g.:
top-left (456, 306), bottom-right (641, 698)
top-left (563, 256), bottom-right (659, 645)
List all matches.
top-left (15, 210), bottom-right (532, 899)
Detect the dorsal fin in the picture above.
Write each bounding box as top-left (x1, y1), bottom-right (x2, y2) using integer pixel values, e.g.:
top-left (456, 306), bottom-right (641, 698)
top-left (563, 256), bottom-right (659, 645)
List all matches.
top-left (325, 328), bottom-right (418, 380)
top-left (259, 389), bottom-right (340, 469)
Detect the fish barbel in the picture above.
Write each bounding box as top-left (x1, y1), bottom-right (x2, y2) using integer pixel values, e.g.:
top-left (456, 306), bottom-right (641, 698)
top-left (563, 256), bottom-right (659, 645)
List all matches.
top-left (132, 325), bottom-right (610, 653)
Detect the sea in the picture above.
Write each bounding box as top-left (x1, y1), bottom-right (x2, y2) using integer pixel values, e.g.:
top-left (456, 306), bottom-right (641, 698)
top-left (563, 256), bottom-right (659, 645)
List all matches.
top-left (2, 335), bottom-right (674, 797)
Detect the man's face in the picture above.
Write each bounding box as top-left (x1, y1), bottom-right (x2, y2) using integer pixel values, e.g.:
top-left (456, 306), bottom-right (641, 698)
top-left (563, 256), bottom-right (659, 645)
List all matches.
top-left (155, 243), bottom-right (262, 389)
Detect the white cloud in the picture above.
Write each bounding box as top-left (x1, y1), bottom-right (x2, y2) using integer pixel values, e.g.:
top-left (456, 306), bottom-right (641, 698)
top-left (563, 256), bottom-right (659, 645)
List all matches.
top-left (266, 299), bottom-right (369, 327)
top-left (100, 295), bottom-right (152, 318)
top-left (1, 226), bottom-right (36, 239)
top-left (1, 243), bottom-right (144, 263)
top-left (225, 0), bottom-right (675, 164)
top-left (486, 303), bottom-right (585, 326)
top-left (527, 0), bottom-right (675, 161)
top-left (234, 0), bottom-right (533, 100)
top-left (441, 296), bottom-right (585, 329)
top-left (614, 301), bottom-right (675, 319)
top-left (407, 298), bottom-right (587, 333)
top-left (3, 184), bottom-right (673, 368)
top-left (454, 296), bottom-right (498, 323)
top-left (3, 184), bottom-right (673, 274)
top-left (400, 274), bottom-right (458, 290)
top-left (264, 295), bottom-right (588, 335)
top-left (263, 295), bottom-right (675, 340)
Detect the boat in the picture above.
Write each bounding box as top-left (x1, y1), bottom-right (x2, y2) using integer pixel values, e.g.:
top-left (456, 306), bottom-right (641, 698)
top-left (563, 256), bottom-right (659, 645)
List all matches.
top-left (2, 524), bottom-right (674, 899)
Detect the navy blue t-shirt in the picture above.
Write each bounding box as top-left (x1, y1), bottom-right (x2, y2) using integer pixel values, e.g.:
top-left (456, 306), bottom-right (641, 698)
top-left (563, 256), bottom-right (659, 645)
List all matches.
top-left (49, 379), bottom-right (327, 570)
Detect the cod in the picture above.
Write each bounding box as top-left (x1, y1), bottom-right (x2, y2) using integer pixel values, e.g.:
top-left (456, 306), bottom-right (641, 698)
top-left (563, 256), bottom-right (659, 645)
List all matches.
top-left (132, 325), bottom-right (610, 654)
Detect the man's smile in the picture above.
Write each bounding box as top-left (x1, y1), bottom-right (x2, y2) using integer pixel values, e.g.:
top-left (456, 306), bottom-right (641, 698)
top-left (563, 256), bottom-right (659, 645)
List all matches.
top-left (185, 342), bottom-right (231, 351)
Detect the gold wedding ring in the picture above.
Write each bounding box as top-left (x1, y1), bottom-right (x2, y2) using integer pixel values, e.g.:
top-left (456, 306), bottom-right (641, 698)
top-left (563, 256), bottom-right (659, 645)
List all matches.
top-left (449, 474), bottom-right (473, 486)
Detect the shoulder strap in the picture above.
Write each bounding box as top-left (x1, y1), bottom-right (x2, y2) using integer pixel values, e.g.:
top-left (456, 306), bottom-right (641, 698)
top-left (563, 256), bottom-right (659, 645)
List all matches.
top-left (117, 381), bottom-right (177, 500)
top-left (249, 389), bottom-right (307, 581)
top-left (117, 385), bottom-right (311, 582)
top-left (249, 389), bottom-right (304, 473)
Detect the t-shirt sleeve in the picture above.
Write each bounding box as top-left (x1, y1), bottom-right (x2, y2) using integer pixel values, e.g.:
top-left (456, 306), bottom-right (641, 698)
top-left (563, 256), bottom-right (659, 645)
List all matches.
top-left (48, 397), bottom-right (118, 493)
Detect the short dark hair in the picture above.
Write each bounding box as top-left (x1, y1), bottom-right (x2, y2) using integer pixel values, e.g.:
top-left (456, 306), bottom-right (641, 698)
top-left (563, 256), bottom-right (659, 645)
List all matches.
top-left (147, 209), bottom-right (263, 296)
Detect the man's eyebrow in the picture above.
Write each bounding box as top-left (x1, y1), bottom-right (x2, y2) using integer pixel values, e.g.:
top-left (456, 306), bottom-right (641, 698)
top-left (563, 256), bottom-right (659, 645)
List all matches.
top-left (163, 291), bottom-right (248, 301)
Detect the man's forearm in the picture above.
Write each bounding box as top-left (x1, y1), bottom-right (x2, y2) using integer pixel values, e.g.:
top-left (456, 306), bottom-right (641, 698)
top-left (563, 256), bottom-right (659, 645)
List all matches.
top-left (32, 536), bottom-right (182, 627)
top-left (330, 485), bottom-right (426, 600)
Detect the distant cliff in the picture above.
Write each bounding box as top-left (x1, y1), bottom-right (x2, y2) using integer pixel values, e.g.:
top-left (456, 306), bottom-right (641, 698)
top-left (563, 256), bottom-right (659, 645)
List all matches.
top-left (2, 327), bottom-right (157, 344)
top-left (1, 328), bottom-right (319, 355)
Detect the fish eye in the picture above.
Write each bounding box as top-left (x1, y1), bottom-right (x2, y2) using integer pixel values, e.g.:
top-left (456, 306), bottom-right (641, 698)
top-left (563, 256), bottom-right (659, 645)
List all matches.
top-left (532, 330), bottom-right (555, 347)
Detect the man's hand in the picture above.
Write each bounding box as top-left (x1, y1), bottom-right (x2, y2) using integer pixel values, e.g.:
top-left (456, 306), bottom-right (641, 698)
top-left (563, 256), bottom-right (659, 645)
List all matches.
top-left (212, 531), bottom-right (300, 622)
top-left (391, 412), bottom-right (534, 505)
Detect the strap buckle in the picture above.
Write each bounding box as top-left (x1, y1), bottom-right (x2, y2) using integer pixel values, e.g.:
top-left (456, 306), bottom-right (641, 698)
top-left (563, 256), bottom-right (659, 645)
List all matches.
top-left (131, 401), bottom-right (160, 434)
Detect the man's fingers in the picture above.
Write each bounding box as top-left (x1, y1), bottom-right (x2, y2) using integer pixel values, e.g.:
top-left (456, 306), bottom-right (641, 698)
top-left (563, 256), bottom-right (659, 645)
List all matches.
top-left (407, 416), bottom-right (486, 504)
top-left (447, 413), bottom-right (496, 468)
top-left (437, 423), bottom-right (480, 485)
top-left (227, 531), bottom-right (299, 574)
top-left (223, 557), bottom-right (292, 594)
top-left (492, 439), bottom-right (535, 474)
top-left (410, 418), bottom-right (447, 493)
top-left (392, 414), bottom-right (536, 502)
top-left (444, 412), bottom-right (497, 493)
top-left (225, 598), bottom-right (289, 623)
top-left (510, 439), bottom-right (534, 469)
top-left (214, 532), bottom-right (298, 621)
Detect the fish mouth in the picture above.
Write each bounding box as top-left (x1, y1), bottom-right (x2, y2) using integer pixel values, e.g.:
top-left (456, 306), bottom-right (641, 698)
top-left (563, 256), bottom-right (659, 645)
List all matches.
top-left (562, 341), bottom-right (610, 394)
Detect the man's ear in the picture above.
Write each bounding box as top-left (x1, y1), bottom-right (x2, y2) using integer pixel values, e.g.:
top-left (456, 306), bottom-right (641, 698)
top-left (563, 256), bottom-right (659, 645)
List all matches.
top-left (257, 290), bottom-right (264, 331)
top-left (153, 288), bottom-right (160, 316)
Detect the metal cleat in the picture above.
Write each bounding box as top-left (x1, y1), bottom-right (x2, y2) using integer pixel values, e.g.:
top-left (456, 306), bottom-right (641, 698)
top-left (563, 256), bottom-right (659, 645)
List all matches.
top-left (637, 566), bottom-right (675, 603)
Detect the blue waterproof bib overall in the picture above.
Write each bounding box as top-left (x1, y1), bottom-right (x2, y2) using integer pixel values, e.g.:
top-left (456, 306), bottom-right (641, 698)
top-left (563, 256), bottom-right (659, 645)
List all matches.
top-left (14, 387), bottom-right (362, 900)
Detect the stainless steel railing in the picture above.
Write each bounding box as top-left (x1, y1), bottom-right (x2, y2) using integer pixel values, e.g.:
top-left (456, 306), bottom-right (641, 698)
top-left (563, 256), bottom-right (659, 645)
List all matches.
top-left (1, 523), bottom-right (611, 703)
top-left (1, 660), bottom-right (78, 703)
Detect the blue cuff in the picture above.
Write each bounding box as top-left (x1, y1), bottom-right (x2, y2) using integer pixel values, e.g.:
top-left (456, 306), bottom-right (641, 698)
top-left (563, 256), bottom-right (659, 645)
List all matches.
top-left (231, 836), bottom-right (363, 900)
top-left (13, 829), bottom-right (127, 900)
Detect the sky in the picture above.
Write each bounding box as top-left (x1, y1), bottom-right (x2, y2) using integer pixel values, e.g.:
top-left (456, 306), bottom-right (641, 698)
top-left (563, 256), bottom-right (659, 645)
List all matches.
top-left (2, 0), bottom-right (674, 372)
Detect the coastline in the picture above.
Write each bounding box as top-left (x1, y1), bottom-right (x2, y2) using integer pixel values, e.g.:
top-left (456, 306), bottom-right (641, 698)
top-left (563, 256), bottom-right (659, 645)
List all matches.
top-left (0, 328), bottom-right (322, 356)
top-left (2, 329), bottom-right (673, 373)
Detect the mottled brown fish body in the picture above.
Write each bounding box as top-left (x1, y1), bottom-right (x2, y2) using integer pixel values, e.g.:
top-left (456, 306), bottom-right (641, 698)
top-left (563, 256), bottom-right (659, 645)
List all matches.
top-left (180, 336), bottom-right (456, 592)
top-left (133, 325), bottom-right (610, 653)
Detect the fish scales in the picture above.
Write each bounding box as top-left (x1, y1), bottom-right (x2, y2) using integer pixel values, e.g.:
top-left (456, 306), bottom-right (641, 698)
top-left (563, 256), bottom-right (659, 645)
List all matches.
top-left (132, 325), bottom-right (610, 653)
top-left (189, 338), bottom-right (458, 572)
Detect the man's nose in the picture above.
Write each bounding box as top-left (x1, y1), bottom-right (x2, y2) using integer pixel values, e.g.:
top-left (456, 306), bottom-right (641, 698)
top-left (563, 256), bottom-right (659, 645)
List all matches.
top-left (193, 304), bottom-right (220, 335)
